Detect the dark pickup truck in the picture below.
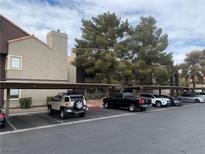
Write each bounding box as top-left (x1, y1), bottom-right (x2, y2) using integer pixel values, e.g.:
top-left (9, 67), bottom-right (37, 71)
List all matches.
top-left (103, 92), bottom-right (151, 112)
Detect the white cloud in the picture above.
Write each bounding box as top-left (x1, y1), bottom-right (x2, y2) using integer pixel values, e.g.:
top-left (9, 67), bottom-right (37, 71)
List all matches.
top-left (0, 0), bottom-right (205, 63)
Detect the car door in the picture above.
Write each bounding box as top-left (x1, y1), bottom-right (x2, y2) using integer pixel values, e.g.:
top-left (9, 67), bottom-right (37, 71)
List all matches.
top-left (112, 93), bottom-right (122, 107)
top-left (53, 95), bottom-right (62, 110)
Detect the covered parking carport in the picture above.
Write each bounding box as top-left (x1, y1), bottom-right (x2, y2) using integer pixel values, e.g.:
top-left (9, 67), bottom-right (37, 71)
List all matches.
top-left (123, 85), bottom-right (189, 96)
top-left (0, 81), bottom-right (120, 117)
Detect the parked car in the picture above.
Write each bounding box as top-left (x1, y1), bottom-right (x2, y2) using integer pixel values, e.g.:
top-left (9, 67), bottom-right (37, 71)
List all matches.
top-left (177, 93), bottom-right (204, 103)
top-left (0, 109), bottom-right (5, 128)
top-left (103, 92), bottom-right (151, 112)
top-left (47, 92), bottom-right (88, 119)
top-left (195, 92), bottom-right (205, 100)
top-left (140, 93), bottom-right (171, 107)
top-left (160, 95), bottom-right (183, 106)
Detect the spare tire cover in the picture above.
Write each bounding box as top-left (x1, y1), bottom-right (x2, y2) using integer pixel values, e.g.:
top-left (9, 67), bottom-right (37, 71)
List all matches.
top-left (74, 100), bottom-right (84, 110)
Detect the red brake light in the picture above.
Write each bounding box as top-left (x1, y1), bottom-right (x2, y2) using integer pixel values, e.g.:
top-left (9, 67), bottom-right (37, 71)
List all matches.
top-left (139, 98), bottom-right (143, 105)
top-left (0, 114), bottom-right (5, 119)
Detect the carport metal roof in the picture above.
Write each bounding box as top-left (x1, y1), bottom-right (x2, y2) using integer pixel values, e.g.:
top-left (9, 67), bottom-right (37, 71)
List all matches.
top-left (123, 85), bottom-right (187, 90)
top-left (0, 81), bottom-right (120, 89)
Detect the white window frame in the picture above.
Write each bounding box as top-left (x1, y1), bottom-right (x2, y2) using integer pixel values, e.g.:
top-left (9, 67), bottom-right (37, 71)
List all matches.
top-left (7, 55), bottom-right (22, 70)
top-left (4, 89), bottom-right (22, 101)
top-left (10, 89), bottom-right (21, 100)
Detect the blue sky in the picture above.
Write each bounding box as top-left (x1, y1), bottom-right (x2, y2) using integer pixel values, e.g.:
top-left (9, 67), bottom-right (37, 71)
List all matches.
top-left (0, 0), bottom-right (205, 64)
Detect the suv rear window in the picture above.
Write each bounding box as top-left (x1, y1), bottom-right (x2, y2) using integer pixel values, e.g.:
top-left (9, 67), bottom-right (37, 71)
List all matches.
top-left (70, 96), bottom-right (84, 101)
top-left (64, 97), bottom-right (70, 102)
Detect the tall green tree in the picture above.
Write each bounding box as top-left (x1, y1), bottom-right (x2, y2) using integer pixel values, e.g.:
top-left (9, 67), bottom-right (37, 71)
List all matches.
top-left (75, 12), bottom-right (129, 83)
top-left (180, 51), bottom-right (204, 88)
top-left (123, 16), bottom-right (171, 85)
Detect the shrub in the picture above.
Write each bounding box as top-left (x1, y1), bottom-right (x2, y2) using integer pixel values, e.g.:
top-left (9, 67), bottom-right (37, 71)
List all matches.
top-left (19, 97), bottom-right (32, 109)
top-left (47, 96), bottom-right (54, 105)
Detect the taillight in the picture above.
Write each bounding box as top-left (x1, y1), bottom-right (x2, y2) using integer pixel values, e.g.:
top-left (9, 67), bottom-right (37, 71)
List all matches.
top-left (0, 114), bottom-right (5, 119)
top-left (139, 98), bottom-right (143, 105)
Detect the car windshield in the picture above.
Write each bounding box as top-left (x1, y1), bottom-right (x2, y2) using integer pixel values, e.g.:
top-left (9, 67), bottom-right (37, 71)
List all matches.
top-left (153, 95), bottom-right (162, 98)
top-left (64, 97), bottom-right (70, 102)
top-left (196, 93), bottom-right (205, 95)
top-left (123, 92), bottom-right (134, 97)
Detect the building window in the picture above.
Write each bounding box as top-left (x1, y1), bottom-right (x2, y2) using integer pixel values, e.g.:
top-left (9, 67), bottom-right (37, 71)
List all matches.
top-left (10, 89), bottom-right (21, 99)
top-left (7, 55), bottom-right (22, 70)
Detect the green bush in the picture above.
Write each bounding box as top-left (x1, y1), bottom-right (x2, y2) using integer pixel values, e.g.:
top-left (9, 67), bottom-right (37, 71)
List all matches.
top-left (47, 96), bottom-right (54, 104)
top-left (19, 97), bottom-right (32, 109)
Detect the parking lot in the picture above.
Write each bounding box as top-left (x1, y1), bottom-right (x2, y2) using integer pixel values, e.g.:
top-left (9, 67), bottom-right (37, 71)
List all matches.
top-left (0, 102), bottom-right (196, 134)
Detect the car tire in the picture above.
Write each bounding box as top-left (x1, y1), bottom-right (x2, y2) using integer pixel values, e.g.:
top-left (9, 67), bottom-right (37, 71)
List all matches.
top-left (129, 104), bottom-right (136, 112)
top-left (104, 102), bottom-right (109, 109)
top-left (60, 108), bottom-right (66, 119)
top-left (156, 101), bottom-right (161, 107)
top-left (79, 112), bottom-right (86, 117)
top-left (48, 105), bottom-right (54, 115)
top-left (194, 99), bottom-right (200, 103)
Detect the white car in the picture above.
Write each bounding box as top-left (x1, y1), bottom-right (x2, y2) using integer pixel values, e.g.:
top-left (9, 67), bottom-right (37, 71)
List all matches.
top-left (178, 94), bottom-right (204, 103)
top-left (195, 92), bottom-right (205, 102)
top-left (140, 94), bottom-right (171, 107)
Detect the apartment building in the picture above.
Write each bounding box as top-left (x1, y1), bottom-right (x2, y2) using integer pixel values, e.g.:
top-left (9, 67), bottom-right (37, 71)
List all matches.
top-left (0, 15), bottom-right (72, 108)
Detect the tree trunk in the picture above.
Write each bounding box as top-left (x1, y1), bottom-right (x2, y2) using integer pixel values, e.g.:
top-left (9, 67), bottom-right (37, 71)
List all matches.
top-left (191, 75), bottom-right (196, 88)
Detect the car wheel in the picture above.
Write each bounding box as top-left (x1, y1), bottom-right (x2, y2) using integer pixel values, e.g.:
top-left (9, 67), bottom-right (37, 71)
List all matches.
top-left (129, 104), bottom-right (136, 112)
top-left (48, 105), bottom-right (53, 115)
top-left (79, 112), bottom-right (86, 117)
top-left (104, 102), bottom-right (109, 109)
top-left (60, 108), bottom-right (66, 119)
top-left (194, 99), bottom-right (200, 103)
top-left (156, 101), bottom-right (161, 107)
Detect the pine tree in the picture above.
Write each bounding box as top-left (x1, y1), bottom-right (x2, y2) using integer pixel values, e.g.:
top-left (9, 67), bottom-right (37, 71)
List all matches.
top-left (75, 12), bottom-right (129, 83)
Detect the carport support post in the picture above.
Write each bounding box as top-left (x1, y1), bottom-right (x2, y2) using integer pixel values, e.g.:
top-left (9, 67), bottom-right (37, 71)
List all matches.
top-left (6, 89), bottom-right (10, 118)
top-left (159, 89), bottom-right (162, 95)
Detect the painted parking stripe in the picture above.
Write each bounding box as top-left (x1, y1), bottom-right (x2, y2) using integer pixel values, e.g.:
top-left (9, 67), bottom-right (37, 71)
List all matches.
top-left (0, 113), bottom-right (136, 136)
top-left (6, 119), bottom-right (17, 131)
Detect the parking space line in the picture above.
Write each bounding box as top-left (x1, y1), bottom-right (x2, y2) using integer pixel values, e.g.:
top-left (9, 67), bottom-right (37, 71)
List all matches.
top-left (6, 119), bottom-right (17, 131)
top-left (40, 114), bottom-right (63, 123)
top-left (0, 113), bottom-right (136, 136)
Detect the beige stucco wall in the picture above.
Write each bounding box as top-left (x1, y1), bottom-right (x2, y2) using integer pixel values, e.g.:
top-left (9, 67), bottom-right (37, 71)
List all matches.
top-left (4, 89), bottom-right (66, 108)
top-left (6, 36), bottom-right (67, 81)
top-left (67, 64), bottom-right (76, 83)
top-left (5, 31), bottom-right (68, 107)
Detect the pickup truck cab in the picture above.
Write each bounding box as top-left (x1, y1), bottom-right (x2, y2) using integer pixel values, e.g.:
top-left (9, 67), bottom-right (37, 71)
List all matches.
top-left (47, 92), bottom-right (88, 119)
top-left (140, 93), bottom-right (171, 107)
top-left (103, 92), bottom-right (151, 112)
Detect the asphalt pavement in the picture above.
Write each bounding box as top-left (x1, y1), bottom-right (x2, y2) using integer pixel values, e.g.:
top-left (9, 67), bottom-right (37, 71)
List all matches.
top-left (0, 103), bottom-right (204, 154)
